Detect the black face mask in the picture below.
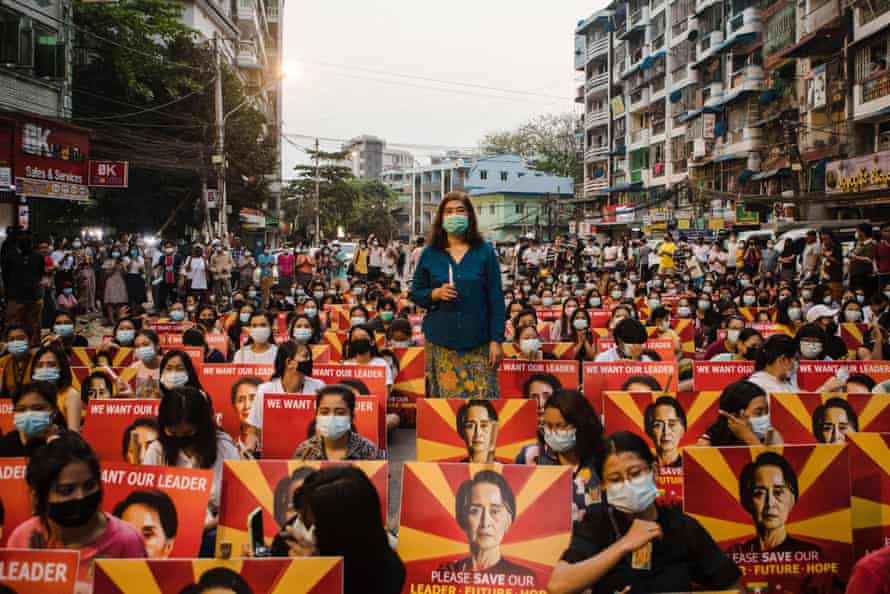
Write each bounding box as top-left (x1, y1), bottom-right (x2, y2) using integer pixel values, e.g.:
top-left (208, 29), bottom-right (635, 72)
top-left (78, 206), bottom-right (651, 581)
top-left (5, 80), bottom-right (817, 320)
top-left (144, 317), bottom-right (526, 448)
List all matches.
top-left (350, 339), bottom-right (372, 356)
top-left (47, 489), bottom-right (102, 527)
top-left (297, 360), bottom-right (313, 376)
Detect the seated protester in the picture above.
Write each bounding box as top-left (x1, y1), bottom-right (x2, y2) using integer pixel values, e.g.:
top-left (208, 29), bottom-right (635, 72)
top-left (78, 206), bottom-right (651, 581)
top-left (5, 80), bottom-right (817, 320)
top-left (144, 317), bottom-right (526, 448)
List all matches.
top-left (349, 305), bottom-right (370, 328)
top-left (142, 386), bottom-right (240, 555)
top-left (550, 298), bottom-right (582, 342)
top-left (273, 466), bottom-right (405, 594)
top-left (370, 297), bottom-right (397, 334)
top-left (288, 313), bottom-right (321, 345)
top-left (705, 315), bottom-right (746, 360)
top-left (567, 308), bottom-right (597, 361)
top-left (166, 302), bottom-right (187, 323)
top-left (607, 305), bottom-right (633, 330)
top-left (7, 432), bottom-right (146, 594)
top-left (196, 305), bottom-right (221, 334)
top-left (595, 318), bottom-right (653, 362)
top-left (29, 346), bottom-right (80, 431)
top-left (512, 307), bottom-right (539, 335)
top-left (233, 310), bottom-right (278, 364)
top-left (244, 341), bottom-right (326, 455)
top-left (0, 324), bottom-right (35, 397)
top-left (112, 317), bottom-right (139, 348)
top-left (158, 349), bottom-right (205, 397)
top-left (776, 297), bottom-right (805, 334)
top-left (697, 380), bottom-right (783, 446)
top-left (118, 329), bottom-right (163, 398)
top-left (806, 304), bottom-right (848, 360)
top-left (548, 431), bottom-right (740, 594)
top-left (845, 373), bottom-right (876, 393)
top-left (343, 324), bottom-right (395, 393)
top-left (48, 311), bottom-right (89, 350)
top-left (649, 306), bottom-right (681, 356)
top-left (182, 327), bottom-right (226, 363)
top-left (300, 297), bottom-right (324, 332)
top-left (514, 390), bottom-right (603, 521)
top-left (710, 328), bottom-right (763, 362)
top-left (293, 384), bottom-right (384, 460)
top-left (82, 370), bottom-right (114, 404)
top-left (386, 318), bottom-right (415, 348)
top-left (227, 301), bottom-right (255, 355)
top-left (621, 375), bottom-right (663, 392)
top-left (0, 382), bottom-right (66, 457)
top-left (796, 323), bottom-right (832, 361)
top-left (747, 334), bottom-right (800, 394)
top-left (123, 418), bottom-right (159, 465)
top-left (510, 323), bottom-right (556, 361)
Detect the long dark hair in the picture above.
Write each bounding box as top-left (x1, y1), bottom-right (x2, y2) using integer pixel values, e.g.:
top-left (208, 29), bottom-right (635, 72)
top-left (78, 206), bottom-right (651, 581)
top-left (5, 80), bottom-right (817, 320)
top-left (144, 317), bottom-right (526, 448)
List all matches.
top-left (271, 340), bottom-right (312, 380)
top-left (31, 345), bottom-right (73, 390)
top-left (344, 324), bottom-right (381, 359)
top-left (27, 431), bottom-right (101, 527)
top-left (429, 191), bottom-right (483, 251)
top-left (159, 349), bottom-right (204, 393)
top-left (704, 380), bottom-right (766, 446)
top-left (595, 431), bottom-right (656, 479)
top-left (157, 386), bottom-right (219, 469)
top-left (753, 334), bottom-right (798, 371)
top-left (294, 466), bottom-right (400, 594)
top-left (543, 390), bottom-right (604, 466)
top-left (288, 312), bottom-right (321, 343)
top-left (13, 381), bottom-right (66, 434)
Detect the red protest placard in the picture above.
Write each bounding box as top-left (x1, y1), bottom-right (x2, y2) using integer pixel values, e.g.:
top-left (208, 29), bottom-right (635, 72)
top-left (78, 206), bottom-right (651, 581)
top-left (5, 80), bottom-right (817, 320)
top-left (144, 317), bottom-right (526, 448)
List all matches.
top-left (798, 360), bottom-right (890, 392)
top-left (70, 366), bottom-right (137, 397)
top-left (94, 558), bottom-right (344, 594)
top-left (416, 399), bottom-right (537, 464)
top-left (601, 391), bottom-right (721, 510)
top-left (391, 346), bottom-right (425, 427)
top-left (101, 462), bottom-right (213, 559)
top-left (81, 399), bottom-right (160, 462)
top-left (596, 337), bottom-right (676, 360)
top-left (313, 363), bottom-right (388, 439)
top-left (502, 342), bottom-right (578, 360)
top-left (321, 331), bottom-right (385, 360)
top-left (144, 320), bottom-right (192, 334)
top-left (840, 323), bottom-right (869, 357)
top-left (198, 364), bottom-right (274, 443)
top-left (684, 445), bottom-right (852, 593)
top-left (497, 359), bottom-right (580, 398)
top-left (533, 307), bottom-right (562, 321)
top-left (693, 361), bottom-right (755, 391)
top-left (0, 398), bottom-right (12, 434)
top-left (717, 323), bottom-right (792, 341)
top-left (848, 433), bottom-right (890, 559)
top-left (587, 309), bottom-right (612, 328)
top-left (159, 332), bottom-right (228, 357)
top-left (0, 549), bottom-right (80, 594)
top-left (216, 460), bottom-right (387, 557)
top-left (582, 361), bottom-right (679, 415)
top-left (398, 463), bottom-right (572, 593)
top-left (0, 458), bottom-right (32, 547)
top-left (768, 392), bottom-right (890, 445)
top-left (261, 394), bottom-right (380, 458)
top-left (311, 344), bottom-right (332, 363)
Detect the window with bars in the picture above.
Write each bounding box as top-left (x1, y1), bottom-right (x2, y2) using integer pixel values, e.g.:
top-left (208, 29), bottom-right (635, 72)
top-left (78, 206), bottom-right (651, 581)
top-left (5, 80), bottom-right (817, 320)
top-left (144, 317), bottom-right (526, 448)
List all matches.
top-left (765, 4), bottom-right (795, 57)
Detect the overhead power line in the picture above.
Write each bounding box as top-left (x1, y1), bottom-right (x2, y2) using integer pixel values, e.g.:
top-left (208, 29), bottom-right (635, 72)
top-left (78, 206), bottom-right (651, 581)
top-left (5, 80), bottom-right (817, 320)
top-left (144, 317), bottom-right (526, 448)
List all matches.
top-left (282, 132), bottom-right (479, 152)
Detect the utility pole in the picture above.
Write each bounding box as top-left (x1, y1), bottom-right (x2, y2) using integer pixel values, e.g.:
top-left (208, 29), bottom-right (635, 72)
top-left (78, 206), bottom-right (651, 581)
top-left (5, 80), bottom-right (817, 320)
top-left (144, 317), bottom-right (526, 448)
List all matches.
top-left (314, 137), bottom-right (321, 246)
top-left (214, 36), bottom-right (227, 242)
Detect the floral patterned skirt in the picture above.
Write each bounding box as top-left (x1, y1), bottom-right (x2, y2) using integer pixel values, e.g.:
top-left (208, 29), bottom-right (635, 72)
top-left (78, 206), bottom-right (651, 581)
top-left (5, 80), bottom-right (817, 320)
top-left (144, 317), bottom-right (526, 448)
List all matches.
top-left (425, 342), bottom-right (499, 399)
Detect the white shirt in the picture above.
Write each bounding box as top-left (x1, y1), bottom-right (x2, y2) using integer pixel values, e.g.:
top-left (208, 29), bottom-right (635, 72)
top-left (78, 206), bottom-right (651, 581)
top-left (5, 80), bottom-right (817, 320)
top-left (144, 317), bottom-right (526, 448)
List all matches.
top-left (185, 256), bottom-right (208, 290)
top-left (233, 344), bottom-right (278, 365)
top-left (246, 376), bottom-right (327, 430)
top-left (748, 370), bottom-right (797, 394)
top-left (344, 356), bottom-right (394, 386)
top-left (594, 347), bottom-right (654, 363)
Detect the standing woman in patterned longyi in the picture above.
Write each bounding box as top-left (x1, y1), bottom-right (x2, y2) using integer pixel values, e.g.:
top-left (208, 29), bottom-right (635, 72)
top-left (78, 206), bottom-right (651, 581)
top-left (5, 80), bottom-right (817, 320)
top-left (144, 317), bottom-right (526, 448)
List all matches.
top-left (410, 191), bottom-right (505, 399)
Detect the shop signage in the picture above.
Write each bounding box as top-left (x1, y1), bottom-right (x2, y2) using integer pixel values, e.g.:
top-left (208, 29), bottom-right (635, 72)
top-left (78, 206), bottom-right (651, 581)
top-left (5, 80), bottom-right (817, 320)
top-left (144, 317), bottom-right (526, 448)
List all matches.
top-left (825, 148), bottom-right (890, 194)
top-left (13, 117), bottom-right (90, 201)
top-left (89, 160), bottom-right (128, 187)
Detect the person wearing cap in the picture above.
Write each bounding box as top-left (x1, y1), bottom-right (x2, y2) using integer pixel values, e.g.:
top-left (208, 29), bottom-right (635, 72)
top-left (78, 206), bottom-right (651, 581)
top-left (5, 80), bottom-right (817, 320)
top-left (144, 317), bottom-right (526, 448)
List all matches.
top-left (595, 318), bottom-right (653, 362)
top-left (806, 304), bottom-right (848, 360)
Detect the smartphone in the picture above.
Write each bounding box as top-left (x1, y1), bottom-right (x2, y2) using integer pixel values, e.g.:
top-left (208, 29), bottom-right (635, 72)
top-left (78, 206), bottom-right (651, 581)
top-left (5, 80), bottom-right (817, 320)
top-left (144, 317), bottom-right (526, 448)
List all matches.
top-left (247, 506), bottom-right (269, 557)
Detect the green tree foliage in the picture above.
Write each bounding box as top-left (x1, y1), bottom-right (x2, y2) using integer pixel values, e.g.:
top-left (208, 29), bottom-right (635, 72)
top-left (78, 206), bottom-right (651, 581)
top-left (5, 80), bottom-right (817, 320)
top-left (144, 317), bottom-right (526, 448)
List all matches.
top-left (284, 150), bottom-right (399, 239)
top-left (480, 113), bottom-right (582, 184)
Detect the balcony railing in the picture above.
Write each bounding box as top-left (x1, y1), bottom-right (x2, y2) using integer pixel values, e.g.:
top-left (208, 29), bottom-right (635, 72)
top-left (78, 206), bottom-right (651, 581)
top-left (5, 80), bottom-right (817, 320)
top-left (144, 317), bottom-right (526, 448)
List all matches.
top-left (631, 128), bottom-right (650, 144)
top-left (587, 37), bottom-right (609, 59)
top-left (237, 0), bottom-right (257, 22)
top-left (652, 119), bottom-right (666, 135)
top-left (586, 71), bottom-right (610, 90)
top-left (859, 0), bottom-right (890, 26)
top-left (630, 87), bottom-right (651, 109)
top-left (672, 18), bottom-right (689, 36)
top-left (586, 145), bottom-right (610, 159)
top-left (652, 33), bottom-right (665, 50)
top-left (236, 41), bottom-right (260, 69)
top-left (586, 108), bottom-right (609, 126)
top-left (585, 178), bottom-right (610, 194)
top-left (800, 0), bottom-right (837, 34)
top-left (863, 69), bottom-right (890, 103)
top-left (651, 75), bottom-right (666, 93)
top-left (672, 65), bottom-right (688, 82)
top-left (265, 0), bottom-right (279, 22)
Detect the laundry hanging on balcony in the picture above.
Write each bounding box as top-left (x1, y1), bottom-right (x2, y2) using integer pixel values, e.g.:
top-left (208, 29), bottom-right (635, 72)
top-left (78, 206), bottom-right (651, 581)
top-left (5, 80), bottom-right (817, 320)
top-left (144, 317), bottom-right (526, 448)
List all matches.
top-left (713, 120), bottom-right (727, 137)
top-left (593, 166), bottom-right (605, 178)
top-left (669, 90), bottom-right (683, 103)
top-left (759, 89), bottom-right (778, 105)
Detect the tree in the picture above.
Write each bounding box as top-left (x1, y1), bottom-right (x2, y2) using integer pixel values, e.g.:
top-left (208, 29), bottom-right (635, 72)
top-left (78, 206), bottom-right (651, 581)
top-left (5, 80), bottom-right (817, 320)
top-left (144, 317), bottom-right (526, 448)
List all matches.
top-left (480, 113), bottom-right (582, 184)
top-left (284, 150), bottom-right (399, 240)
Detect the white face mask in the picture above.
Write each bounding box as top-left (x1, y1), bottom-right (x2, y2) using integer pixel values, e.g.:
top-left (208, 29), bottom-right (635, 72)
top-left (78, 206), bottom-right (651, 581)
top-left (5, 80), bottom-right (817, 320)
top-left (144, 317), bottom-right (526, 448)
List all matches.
top-left (249, 326), bottom-right (271, 343)
top-left (800, 342), bottom-right (823, 359)
top-left (845, 310), bottom-right (862, 323)
top-left (726, 329), bottom-right (741, 344)
top-left (519, 338), bottom-right (540, 355)
top-left (161, 371), bottom-right (189, 389)
top-left (606, 473), bottom-right (659, 515)
top-left (677, 306), bottom-right (691, 317)
top-left (787, 307), bottom-right (802, 321)
top-left (749, 414), bottom-right (771, 439)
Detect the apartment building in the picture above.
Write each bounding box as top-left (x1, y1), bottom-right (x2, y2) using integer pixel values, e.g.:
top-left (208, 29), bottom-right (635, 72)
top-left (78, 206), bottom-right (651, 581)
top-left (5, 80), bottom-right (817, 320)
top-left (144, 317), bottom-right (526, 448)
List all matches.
top-left (342, 135), bottom-right (414, 180)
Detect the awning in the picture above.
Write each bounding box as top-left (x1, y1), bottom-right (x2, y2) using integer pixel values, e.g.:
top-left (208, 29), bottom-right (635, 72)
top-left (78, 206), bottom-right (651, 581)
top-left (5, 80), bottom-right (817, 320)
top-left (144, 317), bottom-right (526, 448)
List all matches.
top-left (609, 145), bottom-right (627, 155)
top-left (714, 31), bottom-right (757, 54)
top-left (670, 89), bottom-right (683, 103)
top-left (712, 153), bottom-right (744, 163)
top-left (751, 167), bottom-right (791, 180)
top-left (739, 169), bottom-right (755, 183)
top-left (712, 87), bottom-right (756, 109)
top-left (854, 103), bottom-right (890, 123)
top-left (782, 18), bottom-right (844, 58)
top-left (759, 89), bottom-right (778, 105)
top-left (599, 182), bottom-right (644, 193)
top-left (640, 55), bottom-right (655, 69)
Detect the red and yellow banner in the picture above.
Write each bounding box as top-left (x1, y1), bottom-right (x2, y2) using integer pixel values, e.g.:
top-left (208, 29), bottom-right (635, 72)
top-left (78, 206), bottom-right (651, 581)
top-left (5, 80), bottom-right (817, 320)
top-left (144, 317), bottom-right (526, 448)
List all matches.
top-left (70, 366), bottom-right (137, 398)
top-left (313, 363), bottom-right (388, 439)
top-left (321, 331), bottom-right (385, 360)
top-left (198, 364), bottom-right (274, 443)
top-left (0, 458), bottom-right (32, 547)
top-left (582, 362), bottom-right (678, 415)
top-left (737, 307), bottom-right (777, 322)
top-left (502, 342), bottom-right (578, 360)
top-left (596, 337), bottom-right (676, 360)
top-left (0, 397), bottom-right (11, 433)
top-left (216, 460), bottom-right (387, 558)
top-left (586, 308), bottom-right (612, 328)
top-left (81, 399), bottom-right (160, 462)
top-left (498, 359), bottom-right (579, 398)
top-left (0, 549), bottom-right (79, 594)
top-left (94, 558), bottom-right (344, 594)
top-left (69, 347), bottom-right (133, 368)
top-left (671, 318), bottom-right (695, 355)
top-left (693, 361), bottom-right (756, 391)
top-left (390, 346), bottom-right (425, 427)
top-left (769, 392), bottom-right (890, 445)
top-left (262, 394), bottom-right (380, 458)
top-left (416, 399), bottom-right (537, 464)
top-left (100, 462), bottom-right (213, 559)
top-left (398, 462), bottom-right (572, 593)
top-left (797, 361), bottom-right (890, 392)
top-left (684, 445), bottom-right (852, 592)
top-left (848, 432), bottom-right (890, 559)
top-left (840, 323), bottom-right (869, 357)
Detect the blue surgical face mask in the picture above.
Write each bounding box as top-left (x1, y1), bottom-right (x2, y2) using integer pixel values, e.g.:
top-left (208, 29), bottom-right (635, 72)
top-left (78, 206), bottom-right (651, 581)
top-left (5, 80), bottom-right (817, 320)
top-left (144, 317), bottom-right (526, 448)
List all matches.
top-left (54, 324), bottom-right (74, 337)
top-left (379, 311), bottom-right (394, 322)
top-left (161, 371), bottom-right (189, 389)
top-left (63, 288), bottom-right (73, 296)
top-left (749, 414), bottom-right (771, 439)
top-left (572, 318), bottom-right (589, 331)
top-left (442, 214), bottom-right (469, 235)
top-left (135, 345), bottom-right (156, 362)
top-left (543, 428), bottom-right (577, 453)
top-left (293, 328), bottom-right (314, 343)
top-left (169, 310), bottom-right (186, 322)
top-left (239, 312), bottom-right (251, 324)
top-left (519, 338), bottom-right (540, 354)
top-left (32, 367), bottom-right (61, 383)
top-left (116, 329), bottom-right (135, 345)
top-left (7, 340), bottom-right (28, 356)
top-left (351, 316), bottom-right (366, 327)
top-left (316, 414), bottom-right (351, 440)
top-left (14, 410), bottom-right (52, 437)
top-left (606, 472), bottom-right (659, 515)
top-left (304, 307), bottom-right (317, 318)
